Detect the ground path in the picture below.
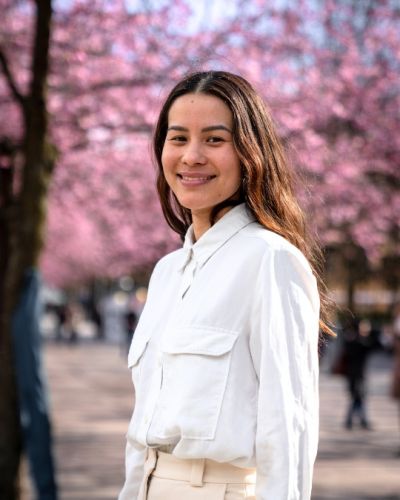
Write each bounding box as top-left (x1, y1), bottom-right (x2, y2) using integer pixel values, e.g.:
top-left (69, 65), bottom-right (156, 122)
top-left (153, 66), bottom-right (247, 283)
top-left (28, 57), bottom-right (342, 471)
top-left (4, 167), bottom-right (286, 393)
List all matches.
top-left (21, 341), bottom-right (399, 500)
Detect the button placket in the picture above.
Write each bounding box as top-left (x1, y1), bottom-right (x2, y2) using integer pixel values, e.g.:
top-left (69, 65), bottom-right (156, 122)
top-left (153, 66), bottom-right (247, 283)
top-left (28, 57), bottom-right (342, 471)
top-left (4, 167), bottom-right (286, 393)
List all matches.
top-left (180, 250), bottom-right (197, 299)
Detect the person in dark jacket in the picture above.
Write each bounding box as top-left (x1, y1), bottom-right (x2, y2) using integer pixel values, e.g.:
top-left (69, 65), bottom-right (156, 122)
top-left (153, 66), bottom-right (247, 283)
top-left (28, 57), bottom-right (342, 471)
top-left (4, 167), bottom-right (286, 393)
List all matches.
top-left (342, 314), bottom-right (374, 430)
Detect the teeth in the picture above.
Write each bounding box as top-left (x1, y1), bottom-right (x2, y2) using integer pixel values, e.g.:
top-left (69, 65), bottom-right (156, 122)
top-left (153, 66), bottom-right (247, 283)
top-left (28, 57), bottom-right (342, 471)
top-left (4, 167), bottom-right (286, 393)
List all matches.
top-left (180, 175), bottom-right (213, 181)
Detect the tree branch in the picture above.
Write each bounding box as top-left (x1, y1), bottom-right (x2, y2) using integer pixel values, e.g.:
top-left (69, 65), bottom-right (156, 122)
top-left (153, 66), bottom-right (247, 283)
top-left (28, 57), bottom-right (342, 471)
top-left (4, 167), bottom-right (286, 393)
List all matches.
top-left (0, 47), bottom-right (25, 107)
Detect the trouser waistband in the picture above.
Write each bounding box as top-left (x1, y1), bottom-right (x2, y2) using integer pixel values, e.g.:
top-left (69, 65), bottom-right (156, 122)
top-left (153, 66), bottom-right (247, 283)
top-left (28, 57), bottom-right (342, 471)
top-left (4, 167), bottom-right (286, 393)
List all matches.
top-left (150, 449), bottom-right (256, 486)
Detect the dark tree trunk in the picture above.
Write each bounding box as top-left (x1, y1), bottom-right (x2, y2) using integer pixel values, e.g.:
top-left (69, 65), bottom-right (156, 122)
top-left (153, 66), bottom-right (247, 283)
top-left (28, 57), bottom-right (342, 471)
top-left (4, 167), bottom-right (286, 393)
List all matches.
top-left (0, 2), bottom-right (54, 498)
top-left (346, 271), bottom-right (355, 313)
top-left (343, 241), bottom-right (369, 313)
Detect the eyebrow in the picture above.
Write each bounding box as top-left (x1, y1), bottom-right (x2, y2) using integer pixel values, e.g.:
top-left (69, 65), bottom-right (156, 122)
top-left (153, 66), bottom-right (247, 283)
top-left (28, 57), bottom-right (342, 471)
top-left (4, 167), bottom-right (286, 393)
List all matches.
top-left (167, 125), bottom-right (232, 133)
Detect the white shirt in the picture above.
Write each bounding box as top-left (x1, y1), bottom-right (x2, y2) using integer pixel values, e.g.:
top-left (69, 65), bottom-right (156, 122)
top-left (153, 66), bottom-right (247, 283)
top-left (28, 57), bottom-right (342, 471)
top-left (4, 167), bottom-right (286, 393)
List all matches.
top-left (119, 204), bottom-right (320, 500)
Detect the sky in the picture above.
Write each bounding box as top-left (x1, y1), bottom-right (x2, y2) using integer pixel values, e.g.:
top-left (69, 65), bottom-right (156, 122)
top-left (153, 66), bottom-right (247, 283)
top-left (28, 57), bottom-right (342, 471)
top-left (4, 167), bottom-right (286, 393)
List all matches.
top-left (125, 0), bottom-right (239, 31)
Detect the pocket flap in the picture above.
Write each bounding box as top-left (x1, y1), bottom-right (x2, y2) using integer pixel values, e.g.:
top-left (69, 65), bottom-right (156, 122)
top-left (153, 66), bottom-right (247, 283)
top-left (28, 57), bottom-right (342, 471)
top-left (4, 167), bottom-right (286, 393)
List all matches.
top-left (127, 334), bottom-right (149, 368)
top-left (162, 326), bottom-right (239, 356)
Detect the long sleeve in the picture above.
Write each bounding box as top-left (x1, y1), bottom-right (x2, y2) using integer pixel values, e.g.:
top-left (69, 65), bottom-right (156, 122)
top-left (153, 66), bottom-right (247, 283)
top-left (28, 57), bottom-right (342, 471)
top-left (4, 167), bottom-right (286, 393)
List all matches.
top-left (118, 422), bottom-right (147, 500)
top-left (251, 248), bottom-right (320, 500)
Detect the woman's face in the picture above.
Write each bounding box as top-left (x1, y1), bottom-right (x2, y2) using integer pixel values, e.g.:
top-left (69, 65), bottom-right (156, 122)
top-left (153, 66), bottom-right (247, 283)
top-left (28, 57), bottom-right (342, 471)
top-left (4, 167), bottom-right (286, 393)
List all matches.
top-left (161, 93), bottom-right (241, 225)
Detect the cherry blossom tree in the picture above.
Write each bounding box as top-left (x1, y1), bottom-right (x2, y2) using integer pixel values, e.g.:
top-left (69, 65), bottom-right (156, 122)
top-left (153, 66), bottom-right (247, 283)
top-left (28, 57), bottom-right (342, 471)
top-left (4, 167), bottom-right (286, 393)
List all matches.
top-left (224, 0), bottom-right (400, 307)
top-left (5, 0), bottom-right (398, 297)
top-left (289, 0), bottom-right (400, 308)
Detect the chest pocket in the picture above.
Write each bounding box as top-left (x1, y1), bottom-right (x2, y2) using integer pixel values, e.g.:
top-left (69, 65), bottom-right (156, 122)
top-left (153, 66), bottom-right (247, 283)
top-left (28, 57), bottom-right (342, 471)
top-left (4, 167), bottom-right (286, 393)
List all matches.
top-left (159, 326), bottom-right (239, 440)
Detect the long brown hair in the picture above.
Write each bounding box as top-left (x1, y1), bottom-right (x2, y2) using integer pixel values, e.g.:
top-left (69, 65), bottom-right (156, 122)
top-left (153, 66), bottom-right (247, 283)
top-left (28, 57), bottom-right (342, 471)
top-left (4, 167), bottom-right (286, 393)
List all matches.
top-left (153, 71), bottom-right (333, 336)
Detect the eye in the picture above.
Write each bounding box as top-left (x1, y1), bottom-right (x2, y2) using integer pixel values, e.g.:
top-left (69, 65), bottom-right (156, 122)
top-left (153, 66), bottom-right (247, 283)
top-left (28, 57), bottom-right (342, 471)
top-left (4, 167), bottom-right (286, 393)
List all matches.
top-left (168, 135), bottom-right (187, 143)
top-left (206, 136), bottom-right (224, 144)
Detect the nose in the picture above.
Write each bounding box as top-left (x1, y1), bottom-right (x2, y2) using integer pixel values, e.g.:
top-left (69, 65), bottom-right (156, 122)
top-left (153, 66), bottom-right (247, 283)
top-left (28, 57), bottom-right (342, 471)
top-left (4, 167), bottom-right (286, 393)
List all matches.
top-left (182, 141), bottom-right (206, 166)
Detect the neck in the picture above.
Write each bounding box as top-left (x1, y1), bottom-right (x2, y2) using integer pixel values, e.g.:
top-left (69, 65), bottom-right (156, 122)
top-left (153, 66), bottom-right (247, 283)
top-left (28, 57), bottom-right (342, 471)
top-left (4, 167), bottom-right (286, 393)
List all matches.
top-left (192, 215), bottom-right (210, 242)
top-left (191, 206), bottom-right (233, 241)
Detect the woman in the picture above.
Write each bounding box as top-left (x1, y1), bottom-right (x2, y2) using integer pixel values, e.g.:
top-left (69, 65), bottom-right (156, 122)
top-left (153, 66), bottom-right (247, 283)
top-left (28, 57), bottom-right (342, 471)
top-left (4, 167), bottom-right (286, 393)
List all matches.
top-left (119, 71), bottom-right (329, 500)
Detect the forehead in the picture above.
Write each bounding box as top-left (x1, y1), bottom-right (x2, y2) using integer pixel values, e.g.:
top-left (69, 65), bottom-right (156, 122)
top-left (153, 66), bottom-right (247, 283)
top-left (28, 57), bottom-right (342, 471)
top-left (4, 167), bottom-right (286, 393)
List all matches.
top-left (167, 93), bottom-right (233, 125)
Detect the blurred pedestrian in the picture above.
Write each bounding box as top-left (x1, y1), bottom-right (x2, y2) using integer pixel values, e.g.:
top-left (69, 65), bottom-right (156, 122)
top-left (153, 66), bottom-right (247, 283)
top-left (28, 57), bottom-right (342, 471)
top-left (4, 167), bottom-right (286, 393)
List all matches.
top-left (341, 313), bottom-right (374, 430)
top-left (390, 303), bottom-right (400, 456)
top-left (124, 309), bottom-right (138, 354)
top-left (119, 71), bottom-right (331, 500)
top-left (12, 269), bottom-right (58, 500)
top-left (62, 301), bottom-right (79, 344)
top-left (87, 299), bottom-right (104, 340)
top-left (53, 303), bottom-right (66, 342)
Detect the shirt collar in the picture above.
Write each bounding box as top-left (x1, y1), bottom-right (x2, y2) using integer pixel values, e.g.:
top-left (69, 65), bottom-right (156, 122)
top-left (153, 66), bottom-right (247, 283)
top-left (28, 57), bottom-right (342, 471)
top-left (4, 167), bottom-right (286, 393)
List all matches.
top-left (179, 204), bottom-right (256, 272)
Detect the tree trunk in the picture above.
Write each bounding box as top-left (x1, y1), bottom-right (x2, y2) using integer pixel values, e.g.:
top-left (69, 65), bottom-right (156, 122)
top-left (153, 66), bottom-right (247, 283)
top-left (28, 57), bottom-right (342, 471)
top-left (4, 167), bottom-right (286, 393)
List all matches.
top-left (0, 127), bottom-right (22, 500)
top-left (346, 270), bottom-right (355, 312)
top-left (343, 245), bottom-right (357, 312)
top-left (343, 241), bottom-right (369, 313)
top-left (0, 2), bottom-right (54, 498)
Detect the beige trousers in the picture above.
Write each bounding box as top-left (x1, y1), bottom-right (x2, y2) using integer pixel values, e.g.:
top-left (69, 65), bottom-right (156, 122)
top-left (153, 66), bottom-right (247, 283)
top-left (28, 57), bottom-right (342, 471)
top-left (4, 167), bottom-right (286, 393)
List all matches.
top-left (138, 448), bottom-right (256, 500)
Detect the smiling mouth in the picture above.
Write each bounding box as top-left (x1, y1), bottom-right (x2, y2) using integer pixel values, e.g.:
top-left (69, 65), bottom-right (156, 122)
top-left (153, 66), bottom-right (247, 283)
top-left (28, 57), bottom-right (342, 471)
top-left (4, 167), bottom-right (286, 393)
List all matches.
top-left (177, 174), bottom-right (216, 182)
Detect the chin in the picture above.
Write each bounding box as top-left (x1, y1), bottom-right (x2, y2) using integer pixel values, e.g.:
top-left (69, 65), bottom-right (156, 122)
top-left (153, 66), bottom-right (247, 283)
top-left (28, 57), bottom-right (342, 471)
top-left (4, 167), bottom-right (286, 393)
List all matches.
top-left (177, 198), bottom-right (209, 212)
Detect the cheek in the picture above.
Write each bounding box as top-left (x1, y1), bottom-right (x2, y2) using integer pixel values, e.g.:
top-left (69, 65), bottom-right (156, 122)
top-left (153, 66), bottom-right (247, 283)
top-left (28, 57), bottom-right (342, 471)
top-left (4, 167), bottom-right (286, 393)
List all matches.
top-left (228, 158), bottom-right (242, 188)
top-left (161, 148), bottom-right (173, 176)
top-left (235, 167), bottom-right (242, 188)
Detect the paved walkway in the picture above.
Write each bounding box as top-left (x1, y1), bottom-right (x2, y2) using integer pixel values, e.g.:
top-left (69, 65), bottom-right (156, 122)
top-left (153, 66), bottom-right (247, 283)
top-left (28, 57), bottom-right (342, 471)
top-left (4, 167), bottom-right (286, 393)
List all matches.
top-left (313, 352), bottom-right (399, 500)
top-left (21, 341), bottom-right (399, 500)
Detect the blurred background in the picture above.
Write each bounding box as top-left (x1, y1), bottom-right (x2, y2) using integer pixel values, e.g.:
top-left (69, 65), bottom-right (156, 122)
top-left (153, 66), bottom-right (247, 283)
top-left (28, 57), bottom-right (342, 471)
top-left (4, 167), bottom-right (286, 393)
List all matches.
top-left (0, 0), bottom-right (399, 499)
